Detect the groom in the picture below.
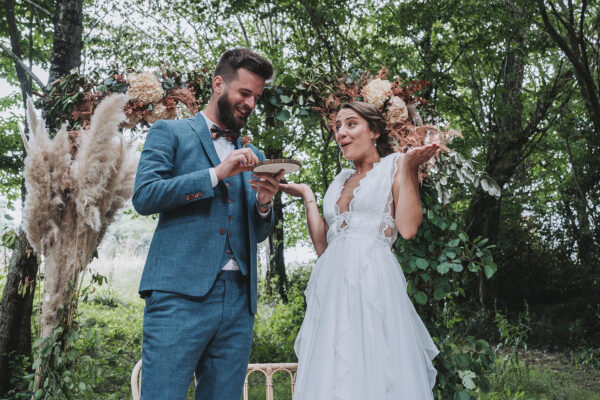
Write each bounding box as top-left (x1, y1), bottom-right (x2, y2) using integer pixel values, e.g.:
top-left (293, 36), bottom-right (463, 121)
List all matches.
top-left (132, 48), bottom-right (282, 399)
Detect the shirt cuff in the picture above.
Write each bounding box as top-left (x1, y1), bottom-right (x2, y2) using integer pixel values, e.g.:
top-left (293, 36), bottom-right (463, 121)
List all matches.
top-left (209, 168), bottom-right (218, 187)
top-left (257, 206), bottom-right (271, 218)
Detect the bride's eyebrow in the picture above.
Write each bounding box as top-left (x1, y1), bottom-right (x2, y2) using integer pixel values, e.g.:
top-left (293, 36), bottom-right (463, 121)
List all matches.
top-left (336, 116), bottom-right (358, 123)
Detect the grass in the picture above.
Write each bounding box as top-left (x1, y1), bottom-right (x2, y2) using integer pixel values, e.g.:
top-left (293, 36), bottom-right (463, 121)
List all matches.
top-left (479, 349), bottom-right (600, 400)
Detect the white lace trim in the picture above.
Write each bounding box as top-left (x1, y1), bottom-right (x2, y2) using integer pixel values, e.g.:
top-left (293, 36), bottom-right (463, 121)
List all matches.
top-left (326, 154), bottom-right (402, 245)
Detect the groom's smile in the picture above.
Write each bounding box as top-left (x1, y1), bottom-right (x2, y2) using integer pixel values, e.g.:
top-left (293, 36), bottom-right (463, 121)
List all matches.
top-left (216, 67), bottom-right (265, 131)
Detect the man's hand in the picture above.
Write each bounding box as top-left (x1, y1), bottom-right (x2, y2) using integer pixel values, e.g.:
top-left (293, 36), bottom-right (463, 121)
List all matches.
top-left (250, 169), bottom-right (285, 210)
top-left (214, 148), bottom-right (259, 180)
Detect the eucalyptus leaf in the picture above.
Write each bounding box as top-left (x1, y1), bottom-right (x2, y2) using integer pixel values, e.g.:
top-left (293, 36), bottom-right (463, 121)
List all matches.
top-left (458, 370), bottom-right (477, 390)
top-left (413, 291), bottom-right (428, 305)
top-left (484, 263), bottom-right (497, 278)
top-left (437, 262), bottom-right (452, 274)
top-left (276, 109), bottom-right (291, 121)
top-left (416, 257), bottom-right (429, 269)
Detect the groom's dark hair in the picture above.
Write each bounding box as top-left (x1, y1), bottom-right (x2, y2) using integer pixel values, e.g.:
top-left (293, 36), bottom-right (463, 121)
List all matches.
top-left (214, 48), bottom-right (273, 83)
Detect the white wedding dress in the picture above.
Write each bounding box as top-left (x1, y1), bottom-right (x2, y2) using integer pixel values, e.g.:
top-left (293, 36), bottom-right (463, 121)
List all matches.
top-left (294, 153), bottom-right (439, 400)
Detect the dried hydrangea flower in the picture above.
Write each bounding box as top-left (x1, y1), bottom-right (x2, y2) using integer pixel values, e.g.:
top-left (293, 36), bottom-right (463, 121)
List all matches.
top-left (386, 96), bottom-right (409, 124)
top-left (126, 72), bottom-right (164, 105)
top-left (361, 78), bottom-right (392, 109)
top-left (144, 102), bottom-right (176, 124)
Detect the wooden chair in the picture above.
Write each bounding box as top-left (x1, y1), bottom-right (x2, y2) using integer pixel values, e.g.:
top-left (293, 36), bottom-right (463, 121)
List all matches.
top-left (244, 363), bottom-right (297, 400)
top-left (131, 360), bottom-right (298, 400)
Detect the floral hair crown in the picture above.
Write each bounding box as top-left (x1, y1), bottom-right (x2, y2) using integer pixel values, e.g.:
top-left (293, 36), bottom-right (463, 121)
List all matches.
top-left (316, 68), bottom-right (461, 156)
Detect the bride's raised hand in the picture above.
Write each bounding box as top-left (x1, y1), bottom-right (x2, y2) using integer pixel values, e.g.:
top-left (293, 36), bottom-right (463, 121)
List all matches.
top-left (279, 182), bottom-right (311, 198)
top-left (403, 143), bottom-right (440, 169)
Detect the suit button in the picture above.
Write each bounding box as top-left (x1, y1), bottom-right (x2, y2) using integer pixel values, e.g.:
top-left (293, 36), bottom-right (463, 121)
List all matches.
top-left (185, 195), bottom-right (190, 201)
top-left (229, 233), bottom-right (233, 238)
top-left (228, 215), bottom-right (233, 220)
top-left (221, 197), bottom-right (227, 203)
top-left (219, 228), bottom-right (225, 235)
top-left (226, 249), bottom-right (232, 254)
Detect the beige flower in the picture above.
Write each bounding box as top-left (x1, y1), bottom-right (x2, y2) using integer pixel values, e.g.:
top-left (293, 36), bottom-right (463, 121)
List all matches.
top-left (144, 103), bottom-right (175, 124)
top-left (361, 78), bottom-right (392, 109)
top-left (386, 96), bottom-right (409, 124)
top-left (126, 72), bottom-right (164, 105)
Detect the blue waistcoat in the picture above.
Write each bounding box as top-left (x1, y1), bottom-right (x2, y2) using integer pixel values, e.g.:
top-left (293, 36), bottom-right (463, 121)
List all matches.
top-left (220, 172), bottom-right (249, 275)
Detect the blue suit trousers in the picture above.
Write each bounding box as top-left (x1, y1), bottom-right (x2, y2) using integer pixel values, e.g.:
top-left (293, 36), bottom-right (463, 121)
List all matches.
top-left (141, 271), bottom-right (254, 400)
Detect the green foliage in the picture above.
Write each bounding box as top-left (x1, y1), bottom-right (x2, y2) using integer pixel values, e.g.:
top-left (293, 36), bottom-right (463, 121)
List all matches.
top-left (0, 93), bottom-right (25, 207)
top-left (397, 184), bottom-right (497, 317)
top-left (6, 286), bottom-right (145, 400)
top-left (28, 325), bottom-right (98, 399)
top-left (75, 301), bottom-right (143, 399)
top-left (250, 266), bottom-right (311, 363)
top-left (394, 181), bottom-right (499, 398)
top-left (493, 305), bottom-right (532, 383)
top-left (40, 71), bottom-right (96, 132)
top-left (0, 352), bottom-right (32, 399)
top-left (1, 228), bottom-right (17, 251)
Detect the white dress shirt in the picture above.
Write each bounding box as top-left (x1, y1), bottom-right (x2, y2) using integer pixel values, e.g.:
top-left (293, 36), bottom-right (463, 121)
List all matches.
top-left (201, 112), bottom-right (270, 271)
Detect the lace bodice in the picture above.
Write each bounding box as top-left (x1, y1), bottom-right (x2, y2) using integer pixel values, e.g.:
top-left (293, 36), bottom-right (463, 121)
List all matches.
top-left (323, 153), bottom-right (402, 246)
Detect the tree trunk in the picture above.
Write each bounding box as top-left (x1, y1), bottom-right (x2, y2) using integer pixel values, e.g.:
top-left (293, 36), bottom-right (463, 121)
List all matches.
top-left (48, 0), bottom-right (83, 84)
top-left (0, 0), bottom-right (84, 394)
top-left (562, 131), bottom-right (597, 267)
top-left (465, 26), bottom-right (526, 309)
top-left (264, 146), bottom-right (288, 302)
top-left (0, 230), bottom-right (38, 394)
top-left (267, 192), bottom-right (288, 302)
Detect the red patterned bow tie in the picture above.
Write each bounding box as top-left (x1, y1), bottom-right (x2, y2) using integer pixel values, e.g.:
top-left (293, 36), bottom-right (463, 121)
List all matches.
top-left (210, 125), bottom-right (239, 142)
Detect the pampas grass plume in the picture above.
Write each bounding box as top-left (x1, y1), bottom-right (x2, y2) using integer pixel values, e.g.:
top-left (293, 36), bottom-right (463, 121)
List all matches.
top-left (22, 94), bottom-right (138, 338)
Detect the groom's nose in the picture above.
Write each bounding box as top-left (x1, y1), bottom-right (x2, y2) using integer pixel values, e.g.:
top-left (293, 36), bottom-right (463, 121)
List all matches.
top-left (244, 96), bottom-right (257, 110)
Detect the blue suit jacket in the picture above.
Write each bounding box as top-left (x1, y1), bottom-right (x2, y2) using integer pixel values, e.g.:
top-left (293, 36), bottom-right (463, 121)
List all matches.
top-left (132, 113), bottom-right (274, 314)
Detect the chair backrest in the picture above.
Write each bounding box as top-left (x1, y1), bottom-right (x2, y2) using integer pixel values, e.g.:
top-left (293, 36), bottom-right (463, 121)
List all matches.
top-left (131, 359), bottom-right (142, 400)
top-left (131, 360), bottom-right (298, 400)
top-left (244, 363), bottom-right (298, 400)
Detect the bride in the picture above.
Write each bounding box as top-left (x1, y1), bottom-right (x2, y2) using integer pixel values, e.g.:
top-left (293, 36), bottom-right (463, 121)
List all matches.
top-left (280, 101), bottom-right (440, 399)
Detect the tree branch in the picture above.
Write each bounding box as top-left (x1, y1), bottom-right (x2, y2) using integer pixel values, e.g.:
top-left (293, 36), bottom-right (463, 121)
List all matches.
top-left (0, 41), bottom-right (45, 89)
top-left (236, 15), bottom-right (250, 47)
top-left (21, 0), bottom-right (52, 16)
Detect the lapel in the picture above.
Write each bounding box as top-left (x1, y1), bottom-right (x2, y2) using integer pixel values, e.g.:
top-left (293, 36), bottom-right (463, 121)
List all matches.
top-left (187, 113), bottom-right (221, 167)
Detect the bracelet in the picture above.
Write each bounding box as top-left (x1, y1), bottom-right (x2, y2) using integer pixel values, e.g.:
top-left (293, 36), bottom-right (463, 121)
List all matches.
top-left (257, 198), bottom-right (273, 210)
top-left (305, 200), bottom-right (316, 205)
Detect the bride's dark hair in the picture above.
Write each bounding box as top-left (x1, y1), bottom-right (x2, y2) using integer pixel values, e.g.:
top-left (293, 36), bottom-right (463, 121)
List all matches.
top-left (339, 102), bottom-right (394, 157)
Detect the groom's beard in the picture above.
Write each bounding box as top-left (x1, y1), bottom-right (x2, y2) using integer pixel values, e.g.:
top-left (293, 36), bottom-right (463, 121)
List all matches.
top-left (217, 91), bottom-right (251, 131)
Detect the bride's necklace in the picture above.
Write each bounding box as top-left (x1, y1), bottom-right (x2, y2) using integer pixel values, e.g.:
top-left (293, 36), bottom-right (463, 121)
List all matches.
top-left (354, 163), bottom-right (374, 177)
